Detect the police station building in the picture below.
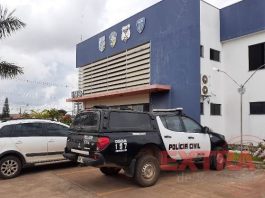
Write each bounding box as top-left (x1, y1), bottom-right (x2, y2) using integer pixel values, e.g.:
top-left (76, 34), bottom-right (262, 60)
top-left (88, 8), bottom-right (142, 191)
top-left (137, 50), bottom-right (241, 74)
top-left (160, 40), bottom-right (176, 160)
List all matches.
top-left (67, 0), bottom-right (265, 144)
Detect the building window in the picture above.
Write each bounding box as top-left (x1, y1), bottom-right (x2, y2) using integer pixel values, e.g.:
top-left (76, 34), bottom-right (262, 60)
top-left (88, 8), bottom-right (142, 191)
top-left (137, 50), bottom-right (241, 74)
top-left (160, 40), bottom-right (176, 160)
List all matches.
top-left (250, 102), bottom-right (265, 115)
top-left (110, 104), bottom-right (149, 112)
top-left (210, 49), bottom-right (220, 62)
top-left (200, 102), bottom-right (204, 115)
top-left (249, 42), bottom-right (265, 71)
top-left (210, 103), bottom-right (221, 116)
top-left (200, 45), bottom-right (204, 58)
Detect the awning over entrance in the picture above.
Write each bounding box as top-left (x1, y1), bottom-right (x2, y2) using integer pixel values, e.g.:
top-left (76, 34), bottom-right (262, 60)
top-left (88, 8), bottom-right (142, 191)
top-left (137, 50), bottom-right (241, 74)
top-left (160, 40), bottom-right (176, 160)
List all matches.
top-left (67, 84), bottom-right (171, 102)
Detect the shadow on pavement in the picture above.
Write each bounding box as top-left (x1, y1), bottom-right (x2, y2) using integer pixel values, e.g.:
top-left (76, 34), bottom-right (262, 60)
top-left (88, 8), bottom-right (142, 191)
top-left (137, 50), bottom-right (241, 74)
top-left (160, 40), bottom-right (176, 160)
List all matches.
top-left (21, 162), bottom-right (78, 176)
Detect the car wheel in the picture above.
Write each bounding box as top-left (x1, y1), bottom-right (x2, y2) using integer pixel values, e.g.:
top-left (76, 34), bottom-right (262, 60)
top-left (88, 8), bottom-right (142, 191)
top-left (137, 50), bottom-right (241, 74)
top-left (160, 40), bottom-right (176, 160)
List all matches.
top-left (100, 167), bottom-right (121, 176)
top-left (0, 156), bottom-right (22, 179)
top-left (134, 155), bottom-right (160, 187)
top-left (210, 150), bottom-right (226, 171)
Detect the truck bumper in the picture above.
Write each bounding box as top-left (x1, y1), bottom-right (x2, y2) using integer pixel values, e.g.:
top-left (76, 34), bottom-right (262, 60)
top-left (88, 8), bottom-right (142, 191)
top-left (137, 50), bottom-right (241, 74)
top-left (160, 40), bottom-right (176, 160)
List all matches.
top-left (63, 152), bottom-right (105, 166)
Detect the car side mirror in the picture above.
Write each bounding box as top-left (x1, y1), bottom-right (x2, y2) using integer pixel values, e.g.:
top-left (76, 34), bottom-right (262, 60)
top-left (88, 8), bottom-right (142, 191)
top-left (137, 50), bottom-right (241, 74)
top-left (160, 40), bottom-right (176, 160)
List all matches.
top-left (203, 126), bottom-right (210, 133)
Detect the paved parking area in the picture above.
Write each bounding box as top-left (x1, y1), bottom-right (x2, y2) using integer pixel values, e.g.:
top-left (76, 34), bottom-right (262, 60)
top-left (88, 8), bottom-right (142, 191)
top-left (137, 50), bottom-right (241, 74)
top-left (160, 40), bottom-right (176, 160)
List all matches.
top-left (0, 163), bottom-right (264, 198)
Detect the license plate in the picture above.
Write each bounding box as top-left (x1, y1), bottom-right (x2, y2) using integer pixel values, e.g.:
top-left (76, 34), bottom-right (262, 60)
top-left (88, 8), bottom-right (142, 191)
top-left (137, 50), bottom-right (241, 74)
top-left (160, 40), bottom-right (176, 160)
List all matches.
top-left (77, 156), bottom-right (85, 163)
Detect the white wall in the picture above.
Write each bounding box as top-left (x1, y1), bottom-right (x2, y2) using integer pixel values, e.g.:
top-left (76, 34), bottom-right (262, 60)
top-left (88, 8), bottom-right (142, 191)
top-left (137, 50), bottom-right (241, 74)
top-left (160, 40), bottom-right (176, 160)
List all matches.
top-left (222, 31), bottom-right (265, 144)
top-left (200, 1), bottom-right (265, 145)
top-left (200, 2), bottom-right (225, 135)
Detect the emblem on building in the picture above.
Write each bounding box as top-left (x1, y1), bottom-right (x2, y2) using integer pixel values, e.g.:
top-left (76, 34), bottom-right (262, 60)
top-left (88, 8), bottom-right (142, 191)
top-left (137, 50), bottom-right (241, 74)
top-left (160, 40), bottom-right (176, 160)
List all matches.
top-left (136, 17), bottom-right (146, 34)
top-left (99, 36), bottom-right (106, 52)
top-left (109, 31), bottom-right (117, 48)
top-left (121, 24), bottom-right (131, 42)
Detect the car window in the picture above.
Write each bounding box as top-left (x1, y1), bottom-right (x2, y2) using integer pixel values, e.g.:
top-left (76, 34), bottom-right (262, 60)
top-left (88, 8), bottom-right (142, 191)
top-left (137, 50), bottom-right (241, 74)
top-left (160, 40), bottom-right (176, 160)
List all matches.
top-left (0, 125), bottom-right (13, 137)
top-left (161, 116), bottom-right (184, 132)
top-left (109, 112), bottom-right (153, 131)
top-left (13, 123), bottom-right (43, 137)
top-left (72, 112), bottom-right (99, 127)
top-left (182, 117), bottom-right (202, 133)
top-left (45, 123), bottom-right (69, 137)
top-left (71, 111), bottom-right (100, 132)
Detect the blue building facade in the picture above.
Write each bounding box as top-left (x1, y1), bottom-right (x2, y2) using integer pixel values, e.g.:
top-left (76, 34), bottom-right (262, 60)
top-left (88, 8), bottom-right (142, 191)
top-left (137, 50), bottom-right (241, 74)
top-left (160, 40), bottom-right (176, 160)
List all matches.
top-left (75, 0), bottom-right (201, 121)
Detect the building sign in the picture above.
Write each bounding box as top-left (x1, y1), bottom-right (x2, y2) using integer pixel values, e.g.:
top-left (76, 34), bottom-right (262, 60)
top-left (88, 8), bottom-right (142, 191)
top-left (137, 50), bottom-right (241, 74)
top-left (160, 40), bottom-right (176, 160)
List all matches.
top-left (109, 31), bottom-right (117, 48)
top-left (136, 17), bottom-right (146, 34)
top-left (96, 17), bottom-right (146, 50)
top-left (121, 24), bottom-right (131, 42)
top-left (99, 36), bottom-right (106, 52)
top-left (71, 90), bottom-right (83, 98)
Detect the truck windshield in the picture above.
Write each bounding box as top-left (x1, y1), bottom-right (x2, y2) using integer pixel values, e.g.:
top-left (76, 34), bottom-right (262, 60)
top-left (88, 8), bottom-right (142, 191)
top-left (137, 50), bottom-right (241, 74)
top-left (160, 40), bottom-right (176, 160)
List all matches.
top-left (71, 111), bottom-right (100, 132)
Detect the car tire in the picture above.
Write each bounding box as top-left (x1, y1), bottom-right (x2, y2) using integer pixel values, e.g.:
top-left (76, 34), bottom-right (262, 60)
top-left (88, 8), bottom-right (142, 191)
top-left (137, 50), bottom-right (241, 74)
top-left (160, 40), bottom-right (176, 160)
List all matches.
top-left (100, 167), bottom-right (121, 176)
top-left (0, 156), bottom-right (22, 179)
top-left (210, 150), bottom-right (226, 171)
top-left (134, 155), bottom-right (160, 187)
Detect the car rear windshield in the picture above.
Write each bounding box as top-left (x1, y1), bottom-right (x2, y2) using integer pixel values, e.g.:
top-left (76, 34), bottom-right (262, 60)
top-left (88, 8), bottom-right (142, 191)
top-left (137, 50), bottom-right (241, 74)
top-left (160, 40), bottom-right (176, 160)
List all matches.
top-left (71, 111), bottom-right (100, 132)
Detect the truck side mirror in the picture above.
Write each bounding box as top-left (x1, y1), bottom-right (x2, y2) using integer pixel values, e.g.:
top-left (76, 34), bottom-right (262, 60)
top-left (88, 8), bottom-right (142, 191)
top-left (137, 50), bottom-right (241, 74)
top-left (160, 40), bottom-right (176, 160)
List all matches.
top-left (203, 126), bottom-right (210, 133)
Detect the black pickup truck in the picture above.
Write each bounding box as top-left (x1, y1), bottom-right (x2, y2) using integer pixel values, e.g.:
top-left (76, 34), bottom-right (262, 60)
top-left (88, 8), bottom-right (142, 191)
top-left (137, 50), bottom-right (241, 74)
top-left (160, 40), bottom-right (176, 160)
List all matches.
top-left (64, 107), bottom-right (228, 187)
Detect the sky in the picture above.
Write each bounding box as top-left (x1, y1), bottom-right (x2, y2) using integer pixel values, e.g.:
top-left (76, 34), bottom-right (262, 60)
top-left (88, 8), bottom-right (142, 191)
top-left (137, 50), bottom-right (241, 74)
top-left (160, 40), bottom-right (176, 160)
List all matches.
top-left (0, 0), bottom-right (241, 114)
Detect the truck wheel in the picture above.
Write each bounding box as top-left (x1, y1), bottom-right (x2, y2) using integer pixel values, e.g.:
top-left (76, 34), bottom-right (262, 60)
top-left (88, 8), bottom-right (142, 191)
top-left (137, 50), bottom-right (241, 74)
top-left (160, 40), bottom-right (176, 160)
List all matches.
top-left (0, 156), bottom-right (22, 179)
top-left (134, 155), bottom-right (160, 187)
top-left (100, 167), bottom-right (121, 176)
top-left (210, 150), bottom-right (226, 171)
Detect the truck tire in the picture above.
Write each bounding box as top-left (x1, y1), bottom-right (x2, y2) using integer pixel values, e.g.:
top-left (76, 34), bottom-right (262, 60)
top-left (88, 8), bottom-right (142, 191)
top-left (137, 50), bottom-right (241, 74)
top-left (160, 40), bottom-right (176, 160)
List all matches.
top-left (134, 155), bottom-right (160, 187)
top-left (0, 156), bottom-right (22, 179)
top-left (210, 150), bottom-right (226, 171)
top-left (100, 167), bottom-right (121, 176)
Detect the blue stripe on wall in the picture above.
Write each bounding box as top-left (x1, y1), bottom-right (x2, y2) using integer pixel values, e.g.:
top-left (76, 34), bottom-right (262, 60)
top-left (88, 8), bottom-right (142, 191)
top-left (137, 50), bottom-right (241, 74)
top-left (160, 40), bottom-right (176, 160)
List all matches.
top-left (221, 0), bottom-right (265, 41)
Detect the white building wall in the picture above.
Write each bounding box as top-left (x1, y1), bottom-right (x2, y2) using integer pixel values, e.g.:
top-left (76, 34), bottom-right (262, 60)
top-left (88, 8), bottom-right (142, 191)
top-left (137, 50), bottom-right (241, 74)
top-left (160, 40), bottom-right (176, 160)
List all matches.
top-left (200, 2), bottom-right (225, 135)
top-left (200, 1), bottom-right (265, 145)
top-left (222, 31), bottom-right (265, 144)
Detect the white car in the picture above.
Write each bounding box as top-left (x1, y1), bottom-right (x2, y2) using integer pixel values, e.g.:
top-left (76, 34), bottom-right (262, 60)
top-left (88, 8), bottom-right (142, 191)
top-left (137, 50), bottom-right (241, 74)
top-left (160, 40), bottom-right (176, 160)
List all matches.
top-left (0, 119), bottom-right (70, 179)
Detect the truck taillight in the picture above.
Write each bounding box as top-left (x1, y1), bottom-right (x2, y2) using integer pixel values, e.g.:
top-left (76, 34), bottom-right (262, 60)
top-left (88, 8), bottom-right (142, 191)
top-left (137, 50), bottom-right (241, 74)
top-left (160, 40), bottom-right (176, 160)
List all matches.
top-left (97, 137), bottom-right (110, 151)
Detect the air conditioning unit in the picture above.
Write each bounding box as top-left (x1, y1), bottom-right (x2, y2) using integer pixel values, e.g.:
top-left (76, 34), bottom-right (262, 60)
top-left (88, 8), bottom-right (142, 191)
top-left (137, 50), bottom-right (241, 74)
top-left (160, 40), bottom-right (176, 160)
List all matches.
top-left (201, 74), bottom-right (211, 96)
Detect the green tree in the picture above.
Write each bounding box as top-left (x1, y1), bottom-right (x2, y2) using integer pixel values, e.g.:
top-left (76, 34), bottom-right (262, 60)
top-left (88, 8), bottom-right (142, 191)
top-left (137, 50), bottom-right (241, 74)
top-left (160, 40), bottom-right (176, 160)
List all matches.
top-left (25, 109), bottom-right (72, 125)
top-left (2, 97), bottom-right (10, 119)
top-left (60, 114), bottom-right (72, 126)
top-left (0, 5), bottom-right (26, 78)
top-left (58, 109), bottom-right (67, 116)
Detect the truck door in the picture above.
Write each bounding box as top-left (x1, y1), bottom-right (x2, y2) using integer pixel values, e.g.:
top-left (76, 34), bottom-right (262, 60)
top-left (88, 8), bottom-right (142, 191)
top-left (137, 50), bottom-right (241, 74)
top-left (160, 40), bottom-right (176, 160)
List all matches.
top-left (181, 116), bottom-right (211, 158)
top-left (156, 116), bottom-right (191, 160)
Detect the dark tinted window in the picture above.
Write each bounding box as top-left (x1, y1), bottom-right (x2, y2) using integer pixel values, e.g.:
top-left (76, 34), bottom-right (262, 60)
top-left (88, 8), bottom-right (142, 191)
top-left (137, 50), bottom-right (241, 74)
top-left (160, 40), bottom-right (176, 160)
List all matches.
top-left (250, 102), bottom-right (265, 115)
top-left (161, 116), bottom-right (184, 132)
top-left (45, 123), bottom-right (69, 136)
top-left (72, 111), bottom-right (100, 132)
top-left (73, 112), bottom-right (99, 127)
top-left (182, 117), bottom-right (202, 133)
top-left (0, 125), bottom-right (13, 137)
top-left (109, 112), bottom-right (153, 131)
top-left (210, 103), bottom-right (221, 116)
top-left (13, 123), bottom-right (43, 137)
top-left (210, 49), bottom-right (220, 62)
top-left (249, 43), bottom-right (265, 71)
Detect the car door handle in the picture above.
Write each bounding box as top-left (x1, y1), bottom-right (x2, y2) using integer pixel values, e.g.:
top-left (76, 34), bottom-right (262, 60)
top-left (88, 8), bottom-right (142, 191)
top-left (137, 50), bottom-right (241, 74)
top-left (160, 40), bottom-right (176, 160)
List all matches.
top-left (188, 136), bottom-right (195, 139)
top-left (164, 135), bottom-right (172, 139)
top-left (48, 140), bottom-right (56, 143)
top-left (15, 141), bottom-right (23, 144)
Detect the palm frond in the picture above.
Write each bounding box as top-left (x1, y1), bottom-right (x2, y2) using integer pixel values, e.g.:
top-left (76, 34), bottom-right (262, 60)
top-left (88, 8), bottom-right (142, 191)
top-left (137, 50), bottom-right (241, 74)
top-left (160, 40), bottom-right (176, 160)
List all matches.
top-left (0, 5), bottom-right (26, 39)
top-left (0, 61), bottom-right (23, 79)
